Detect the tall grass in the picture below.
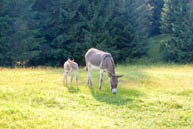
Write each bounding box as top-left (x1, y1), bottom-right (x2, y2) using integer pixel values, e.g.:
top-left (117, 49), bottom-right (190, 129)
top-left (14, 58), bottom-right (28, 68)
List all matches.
top-left (0, 64), bottom-right (193, 129)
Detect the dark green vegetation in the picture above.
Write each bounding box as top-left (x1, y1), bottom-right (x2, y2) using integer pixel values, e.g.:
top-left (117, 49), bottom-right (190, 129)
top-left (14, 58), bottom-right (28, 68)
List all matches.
top-left (160, 0), bottom-right (193, 63)
top-left (0, 65), bottom-right (193, 128)
top-left (0, 0), bottom-right (193, 67)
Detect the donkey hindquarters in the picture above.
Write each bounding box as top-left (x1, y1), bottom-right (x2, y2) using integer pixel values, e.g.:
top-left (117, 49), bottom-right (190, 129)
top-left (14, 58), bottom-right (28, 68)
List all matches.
top-left (85, 48), bottom-right (123, 94)
top-left (63, 59), bottom-right (78, 87)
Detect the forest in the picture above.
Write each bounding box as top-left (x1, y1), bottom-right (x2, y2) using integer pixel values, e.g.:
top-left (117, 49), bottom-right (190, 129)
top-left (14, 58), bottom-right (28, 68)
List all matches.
top-left (0, 0), bottom-right (193, 66)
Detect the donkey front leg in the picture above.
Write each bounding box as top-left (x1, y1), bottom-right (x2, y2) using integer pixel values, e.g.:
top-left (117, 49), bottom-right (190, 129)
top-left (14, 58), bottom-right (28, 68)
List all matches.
top-left (87, 70), bottom-right (93, 88)
top-left (70, 72), bottom-right (73, 86)
top-left (99, 69), bottom-right (104, 91)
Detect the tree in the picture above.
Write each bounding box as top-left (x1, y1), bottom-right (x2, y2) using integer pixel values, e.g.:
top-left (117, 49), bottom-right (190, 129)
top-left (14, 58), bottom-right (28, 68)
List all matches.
top-left (161, 0), bottom-right (193, 63)
top-left (31, 0), bottom-right (152, 65)
top-left (0, 0), bottom-right (14, 65)
top-left (0, 0), bottom-right (40, 66)
top-left (150, 0), bottom-right (164, 35)
top-left (160, 0), bottom-right (174, 33)
top-left (0, 0), bottom-right (153, 66)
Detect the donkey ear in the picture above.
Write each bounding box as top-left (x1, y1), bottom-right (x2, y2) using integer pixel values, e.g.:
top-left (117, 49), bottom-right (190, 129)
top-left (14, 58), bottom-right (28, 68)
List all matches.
top-left (116, 75), bottom-right (123, 78)
top-left (109, 73), bottom-right (114, 77)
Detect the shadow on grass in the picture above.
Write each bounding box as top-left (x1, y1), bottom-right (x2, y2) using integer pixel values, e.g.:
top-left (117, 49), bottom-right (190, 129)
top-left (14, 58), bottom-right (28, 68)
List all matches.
top-left (47, 66), bottom-right (149, 106)
top-left (87, 68), bottom-right (149, 106)
top-left (89, 86), bottom-right (144, 106)
top-left (66, 86), bottom-right (80, 94)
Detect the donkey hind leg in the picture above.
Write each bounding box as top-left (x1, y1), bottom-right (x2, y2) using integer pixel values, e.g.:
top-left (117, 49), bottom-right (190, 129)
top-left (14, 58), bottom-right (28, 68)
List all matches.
top-left (63, 72), bottom-right (68, 86)
top-left (85, 61), bottom-right (89, 85)
top-left (75, 71), bottom-right (78, 87)
top-left (87, 75), bottom-right (89, 85)
top-left (63, 72), bottom-right (65, 85)
top-left (70, 72), bottom-right (73, 86)
top-left (99, 69), bottom-right (104, 91)
top-left (87, 69), bottom-right (93, 88)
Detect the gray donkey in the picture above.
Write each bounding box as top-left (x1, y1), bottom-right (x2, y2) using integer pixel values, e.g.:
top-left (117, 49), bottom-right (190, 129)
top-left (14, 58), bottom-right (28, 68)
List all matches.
top-left (85, 48), bottom-right (123, 94)
top-left (63, 59), bottom-right (78, 87)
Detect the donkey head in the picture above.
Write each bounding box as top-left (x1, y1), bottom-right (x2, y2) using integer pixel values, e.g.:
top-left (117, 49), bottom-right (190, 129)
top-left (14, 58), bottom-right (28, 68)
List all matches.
top-left (109, 74), bottom-right (123, 94)
top-left (67, 58), bottom-right (74, 62)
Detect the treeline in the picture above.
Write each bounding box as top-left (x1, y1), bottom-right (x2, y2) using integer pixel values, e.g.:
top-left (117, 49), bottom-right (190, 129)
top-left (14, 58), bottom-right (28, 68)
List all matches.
top-left (0, 0), bottom-right (192, 66)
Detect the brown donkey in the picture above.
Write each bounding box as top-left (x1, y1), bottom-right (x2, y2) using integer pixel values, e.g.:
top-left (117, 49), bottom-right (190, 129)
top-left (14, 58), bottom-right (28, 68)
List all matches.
top-left (63, 59), bottom-right (78, 87)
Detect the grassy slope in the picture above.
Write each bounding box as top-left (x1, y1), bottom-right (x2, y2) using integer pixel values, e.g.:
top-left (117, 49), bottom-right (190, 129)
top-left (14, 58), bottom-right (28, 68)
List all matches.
top-left (0, 65), bottom-right (193, 129)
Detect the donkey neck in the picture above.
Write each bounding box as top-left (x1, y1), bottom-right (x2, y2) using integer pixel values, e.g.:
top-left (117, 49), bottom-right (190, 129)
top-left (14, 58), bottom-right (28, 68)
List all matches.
top-left (107, 68), bottom-right (115, 77)
top-left (105, 57), bottom-right (115, 77)
top-left (67, 60), bottom-right (78, 70)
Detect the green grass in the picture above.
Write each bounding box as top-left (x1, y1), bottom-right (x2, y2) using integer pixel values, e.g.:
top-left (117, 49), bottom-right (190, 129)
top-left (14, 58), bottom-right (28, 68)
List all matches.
top-left (0, 65), bottom-right (193, 129)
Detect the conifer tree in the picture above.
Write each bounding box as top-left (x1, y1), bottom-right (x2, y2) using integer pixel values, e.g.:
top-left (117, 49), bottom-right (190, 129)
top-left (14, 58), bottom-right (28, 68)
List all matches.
top-left (161, 0), bottom-right (193, 63)
top-left (150, 0), bottom-right (164, 35)
top-left (160, 0), bottom-right (174, 33)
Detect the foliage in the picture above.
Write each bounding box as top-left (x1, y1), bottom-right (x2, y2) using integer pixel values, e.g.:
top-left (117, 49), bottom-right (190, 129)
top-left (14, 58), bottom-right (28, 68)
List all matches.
top-left (0, 0), bottom-right (152, 66)
top-left (1, 0), bottom-right (193, 65)
top-left (160, 0), bottom-right (193, 63)
top-left (0, 0), bottom-right (41, 66)
top-left (150, 0), bottom-right (164, 35)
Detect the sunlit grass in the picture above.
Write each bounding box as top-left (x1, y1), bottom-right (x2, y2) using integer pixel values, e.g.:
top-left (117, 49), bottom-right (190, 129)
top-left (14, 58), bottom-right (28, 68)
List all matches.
top-left (0, 64), bottom-right (193, 129)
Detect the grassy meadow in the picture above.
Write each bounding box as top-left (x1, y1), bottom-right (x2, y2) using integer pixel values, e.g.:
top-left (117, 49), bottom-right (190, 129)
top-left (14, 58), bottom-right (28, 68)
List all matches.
top-left (0, 64), bottom-right (193, 129)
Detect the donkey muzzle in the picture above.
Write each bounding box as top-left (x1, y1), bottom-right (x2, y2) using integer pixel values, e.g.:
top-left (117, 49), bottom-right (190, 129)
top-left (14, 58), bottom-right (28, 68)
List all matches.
top-left (112, 88), bottom-right (117, 94)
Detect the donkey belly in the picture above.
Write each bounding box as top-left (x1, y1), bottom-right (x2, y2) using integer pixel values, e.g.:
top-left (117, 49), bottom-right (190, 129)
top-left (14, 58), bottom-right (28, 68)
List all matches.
top-left (86, 50), bottom-right (110, 70)
top-left (90, 64), bottom-right (100, 70)
top-left (87, 61), bottom-right (99, 69)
